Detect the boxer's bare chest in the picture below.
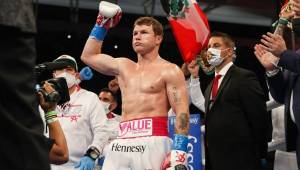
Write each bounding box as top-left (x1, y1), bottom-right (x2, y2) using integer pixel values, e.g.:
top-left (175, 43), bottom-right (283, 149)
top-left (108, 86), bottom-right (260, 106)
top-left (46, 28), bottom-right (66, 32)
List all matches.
top-left (124, 65), bottom-right (165, 94)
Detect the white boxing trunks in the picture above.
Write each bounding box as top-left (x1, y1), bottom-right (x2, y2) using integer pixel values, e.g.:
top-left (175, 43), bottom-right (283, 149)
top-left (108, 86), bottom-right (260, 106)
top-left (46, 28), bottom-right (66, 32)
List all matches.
top-left (102, 117), bottom-right (172, 170)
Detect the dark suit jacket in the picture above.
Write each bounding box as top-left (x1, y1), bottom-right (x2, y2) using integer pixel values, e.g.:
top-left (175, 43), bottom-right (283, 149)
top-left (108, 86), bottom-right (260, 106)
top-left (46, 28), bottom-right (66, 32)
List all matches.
top-left (204, 65), bottom-right (268, 170)
top-left (0, 0), bottom-right (36, 33)
top-left (0, 1), bottom-right (52, 169)
top-left (268, 50), bottom-right (300, 168)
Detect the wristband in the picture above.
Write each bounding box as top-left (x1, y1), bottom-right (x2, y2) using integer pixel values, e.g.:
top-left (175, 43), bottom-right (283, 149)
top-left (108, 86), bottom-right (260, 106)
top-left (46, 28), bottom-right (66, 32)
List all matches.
top-left (45, 110), bottom-right (58, 124)
top-left (172, 134), bottom-right (188, 151)
top-left (170, 134), bottom-right (188, 166)
top-left (84, 146), bottom-right (100, 160)
top-left (278, 18), bottom-right (288, 25)
top-left (272, 18), bottom-right (289, 28)
top-left (266, 69), bottom-right (280, 77)
top-left (89, 24), bottom-right (108, 41)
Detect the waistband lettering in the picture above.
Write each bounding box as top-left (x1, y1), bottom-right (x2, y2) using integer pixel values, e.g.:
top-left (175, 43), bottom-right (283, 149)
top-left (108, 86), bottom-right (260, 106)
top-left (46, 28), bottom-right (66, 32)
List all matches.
top-left (111, 143), bottom-right (146, 154)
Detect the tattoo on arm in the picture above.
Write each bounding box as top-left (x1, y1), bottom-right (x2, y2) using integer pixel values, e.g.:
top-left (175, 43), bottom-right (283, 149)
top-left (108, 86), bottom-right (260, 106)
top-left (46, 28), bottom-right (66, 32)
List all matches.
top-left (178, 113), bottom-right (188, 131)
top-left (172, 87), bottom-right (181, 103)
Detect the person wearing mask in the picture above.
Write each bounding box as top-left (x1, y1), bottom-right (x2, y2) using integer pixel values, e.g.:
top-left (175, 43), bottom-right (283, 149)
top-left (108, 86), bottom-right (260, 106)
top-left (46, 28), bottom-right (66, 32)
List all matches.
top-left (97, 88), bottom-right (121, 168)
top-left (41, 54), bottom-right (110, 170)
top-left (204, 31), bottom-right (268, 170)
top-left (99, 88), bottom-right (120, 121)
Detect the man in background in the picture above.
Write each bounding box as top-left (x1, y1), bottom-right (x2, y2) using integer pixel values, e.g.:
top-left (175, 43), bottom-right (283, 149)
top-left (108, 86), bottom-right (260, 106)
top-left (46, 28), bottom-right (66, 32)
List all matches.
top-left (43, 55), bottom-right (110, 170)
top-left (99, 88), bottom-right (120, 121)
top-left (204, 32), bottom-right (268, 170)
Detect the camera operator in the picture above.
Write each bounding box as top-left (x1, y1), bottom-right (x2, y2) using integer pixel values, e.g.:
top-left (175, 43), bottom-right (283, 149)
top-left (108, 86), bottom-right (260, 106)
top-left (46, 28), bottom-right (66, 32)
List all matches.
top-left (42, 54), bottom-right (110, 170)
top-left (38, 81), bottom-right (69, 164)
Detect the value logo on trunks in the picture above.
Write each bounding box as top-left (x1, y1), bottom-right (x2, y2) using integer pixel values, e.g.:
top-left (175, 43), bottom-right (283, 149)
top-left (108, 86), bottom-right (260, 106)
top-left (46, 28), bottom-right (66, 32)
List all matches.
top-left (111, 143), bottom-right (146, 154)
top-left (118, 118), bottom-right (153, 138)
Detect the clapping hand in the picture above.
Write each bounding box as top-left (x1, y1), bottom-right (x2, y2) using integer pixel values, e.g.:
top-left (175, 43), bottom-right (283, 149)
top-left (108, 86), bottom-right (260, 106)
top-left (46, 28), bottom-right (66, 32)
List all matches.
top-left (254, 44), bottom-right (280, 71)
top-left (260, 32), bottom-right (287, 57)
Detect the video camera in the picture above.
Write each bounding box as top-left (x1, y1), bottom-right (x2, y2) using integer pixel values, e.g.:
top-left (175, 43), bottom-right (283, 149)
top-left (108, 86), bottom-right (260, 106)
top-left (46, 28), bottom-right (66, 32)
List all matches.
top-left (35, 62), bottom-right (70, 105)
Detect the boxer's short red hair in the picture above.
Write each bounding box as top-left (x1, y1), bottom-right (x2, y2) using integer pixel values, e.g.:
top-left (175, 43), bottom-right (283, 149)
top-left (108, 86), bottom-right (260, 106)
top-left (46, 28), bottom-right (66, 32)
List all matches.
top-left (134, 17), bottom-right (163, 37)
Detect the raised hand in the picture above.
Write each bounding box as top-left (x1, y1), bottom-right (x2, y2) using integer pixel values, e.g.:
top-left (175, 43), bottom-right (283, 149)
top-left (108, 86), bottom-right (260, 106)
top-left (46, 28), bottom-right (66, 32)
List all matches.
top-left (90, 1), bottom-right (122, 41)
top-left (79, 66), bottom-right (93, 81)
top-left (181, 63), bottom-right (190, 78)
top-left (260, 32), bottom-right (287, 57)
top-left (292, 0), bottom-right (300, 18)
top-left (108, 78), bottom-right (119, 93)
top-left (279, 1), bottom-right (294, 20)
top-left (187, 59), bottom-right (199, 78)
top-left (254, 44), bottom-right (280, 71)
top-left (96, 1), bottom-right (122, 29)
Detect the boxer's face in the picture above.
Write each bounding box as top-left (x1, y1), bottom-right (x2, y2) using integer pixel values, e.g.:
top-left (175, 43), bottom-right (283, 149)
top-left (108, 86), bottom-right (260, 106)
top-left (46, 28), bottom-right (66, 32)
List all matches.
top-left (132, 24), bottom-right (162, 54)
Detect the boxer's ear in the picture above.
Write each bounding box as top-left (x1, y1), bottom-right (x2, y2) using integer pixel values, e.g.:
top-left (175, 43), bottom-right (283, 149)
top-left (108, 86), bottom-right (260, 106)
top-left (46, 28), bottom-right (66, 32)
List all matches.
top-left (155, 35), bottom-right (163, 45)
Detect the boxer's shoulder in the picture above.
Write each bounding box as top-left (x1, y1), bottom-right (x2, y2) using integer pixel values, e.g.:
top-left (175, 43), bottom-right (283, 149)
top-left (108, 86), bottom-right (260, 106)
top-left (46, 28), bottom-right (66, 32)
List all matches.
top-left (117, 57), bottom-right (134, 65)
top-left (117, 57), bottom-right (138, 71)
top-left (159, 61), bottom-right (184, 78)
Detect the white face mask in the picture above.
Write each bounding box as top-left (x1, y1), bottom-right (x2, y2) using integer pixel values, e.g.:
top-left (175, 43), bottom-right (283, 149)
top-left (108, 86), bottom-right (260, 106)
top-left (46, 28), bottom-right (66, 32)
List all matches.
top-left (56, 72), bottom-right (77, 88)
top-left (100, 100), bottom-right (110, 114)
top-left (207, 48), bottom-right (224, 67)
top-left (75, 79), bottom-right (81, 85)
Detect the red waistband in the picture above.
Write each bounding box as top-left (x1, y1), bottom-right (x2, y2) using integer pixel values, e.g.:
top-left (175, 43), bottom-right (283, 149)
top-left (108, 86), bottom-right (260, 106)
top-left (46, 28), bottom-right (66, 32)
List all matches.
top-left (118, 117), bottom-right (168, 139)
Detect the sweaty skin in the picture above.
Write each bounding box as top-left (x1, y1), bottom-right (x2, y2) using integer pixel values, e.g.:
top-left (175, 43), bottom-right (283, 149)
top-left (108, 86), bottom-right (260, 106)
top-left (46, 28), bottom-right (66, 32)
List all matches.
top-left (81, 24), bottom-right (189, 135)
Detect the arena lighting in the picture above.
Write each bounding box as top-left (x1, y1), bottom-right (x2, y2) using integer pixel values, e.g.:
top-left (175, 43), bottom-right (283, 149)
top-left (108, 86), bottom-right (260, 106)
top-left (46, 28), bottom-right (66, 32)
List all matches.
top-left (114, 44), bottom-right (118, 49)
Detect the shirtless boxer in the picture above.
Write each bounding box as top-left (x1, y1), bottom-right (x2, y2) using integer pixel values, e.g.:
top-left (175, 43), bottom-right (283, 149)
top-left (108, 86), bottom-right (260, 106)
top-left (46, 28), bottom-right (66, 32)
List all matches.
top-left (81, 2), bottom-right (190, 170)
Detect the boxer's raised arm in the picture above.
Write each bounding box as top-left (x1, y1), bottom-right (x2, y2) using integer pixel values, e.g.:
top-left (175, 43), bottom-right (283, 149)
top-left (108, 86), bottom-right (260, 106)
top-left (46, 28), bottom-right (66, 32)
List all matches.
top-left (81, 1), bottom-right (122, 76)
top-left (81, 39), bottom-right (120, 76)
